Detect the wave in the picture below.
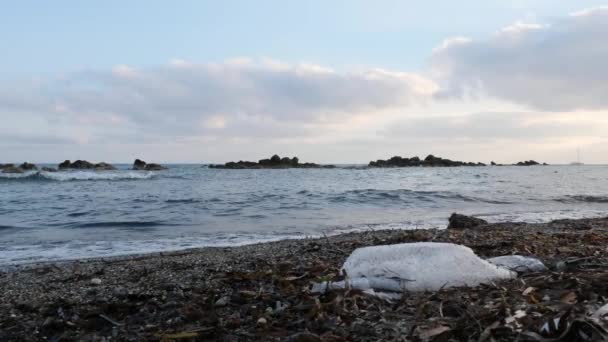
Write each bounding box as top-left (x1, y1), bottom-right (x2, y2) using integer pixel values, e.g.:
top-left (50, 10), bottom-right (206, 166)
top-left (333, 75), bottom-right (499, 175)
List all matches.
top-left (0, 170), bottom-right (156, 182)
top-left (67, 221), bottom-right (166, 229)
top-left (327, 189), bottom-right (512, 205)
top-left (555, 195), bottom-right (608, 203)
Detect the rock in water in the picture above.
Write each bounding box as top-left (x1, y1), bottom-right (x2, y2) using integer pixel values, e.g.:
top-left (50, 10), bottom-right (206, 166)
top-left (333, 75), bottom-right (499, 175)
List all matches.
top-left (1, 166), bottom-right (24, 174)
top-left (133, 159), bottom-right (147, 170)
top-left (19, 162), bottom-right (37, 170)
top-left (487, 255), bottom-right (547, 273)
top-left (447, 213), bottom-right (488, 229)
top-left (336, 242), bottom-right (515, 292)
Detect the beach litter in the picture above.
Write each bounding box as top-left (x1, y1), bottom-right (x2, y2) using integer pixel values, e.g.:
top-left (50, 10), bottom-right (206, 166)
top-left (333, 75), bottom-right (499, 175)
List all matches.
top-left (313, 242), bottom-right (516, 295)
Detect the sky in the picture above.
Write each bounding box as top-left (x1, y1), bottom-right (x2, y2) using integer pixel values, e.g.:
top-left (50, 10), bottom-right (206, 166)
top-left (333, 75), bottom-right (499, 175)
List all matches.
top-left (1, 1), bottom-right (608, 164)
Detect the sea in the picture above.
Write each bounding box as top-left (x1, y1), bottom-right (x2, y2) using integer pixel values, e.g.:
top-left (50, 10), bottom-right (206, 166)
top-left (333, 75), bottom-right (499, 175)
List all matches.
top-left (1, 164), bottom-right (607, 265)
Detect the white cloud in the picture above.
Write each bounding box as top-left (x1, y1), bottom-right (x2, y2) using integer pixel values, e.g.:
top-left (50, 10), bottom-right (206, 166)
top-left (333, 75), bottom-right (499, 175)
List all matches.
top-left (433, 7), bottom-right (608, 111)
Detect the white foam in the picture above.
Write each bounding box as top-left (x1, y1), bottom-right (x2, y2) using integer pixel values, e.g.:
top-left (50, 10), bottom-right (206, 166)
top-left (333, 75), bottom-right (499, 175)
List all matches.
top-left (42, 170), bottom-right (155, 181)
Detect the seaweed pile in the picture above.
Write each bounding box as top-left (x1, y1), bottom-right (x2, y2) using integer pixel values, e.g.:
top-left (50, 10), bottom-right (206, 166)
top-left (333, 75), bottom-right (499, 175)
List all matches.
top-left (1, 217), bottom-right (608, 341)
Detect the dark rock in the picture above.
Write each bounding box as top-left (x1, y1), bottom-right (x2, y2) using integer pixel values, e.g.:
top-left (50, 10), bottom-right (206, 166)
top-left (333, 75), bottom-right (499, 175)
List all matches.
top-left (58, 160), bottom-right (71, 169)
top-left (288, 333), bottom-right (322, 342)
top-left (491, 161), bottom-right (497, 166)
top-left (133, 159), bottom-right (147, 170)
top-left (210, 155), bottom-right (330, 169)
top-left (515, 160), bottom-right (540, 166)
top-left (369, 155), bottom-right (485, 168)
top-left (447, 213), bottom-right (488, 229)
top-left (144, 163), bottom-right (167, 171)
top-left (19, 162), bottom-right (37, 170)
top-left (270, 154), bottom-right (281, 163)
top-left (1, 166), bottom-right (24, 174)
top-left (94, 162), bottom-right (115, 171)
top-left (70, 160), bottom-right (95, 169)
top-left (41, 167), bottom-right (58, 172)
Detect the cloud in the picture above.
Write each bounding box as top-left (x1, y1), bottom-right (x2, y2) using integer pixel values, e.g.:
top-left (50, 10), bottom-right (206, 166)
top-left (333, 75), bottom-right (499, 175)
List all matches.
top-left (381, 111), bottom-right (608, 142)
top-left (0, 59), bottom-right (438, 151)
top-left (433, 6), bottom-right (608, 111)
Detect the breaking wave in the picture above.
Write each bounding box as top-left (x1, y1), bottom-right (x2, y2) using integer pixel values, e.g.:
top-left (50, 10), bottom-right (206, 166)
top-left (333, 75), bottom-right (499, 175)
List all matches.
top-left (0, 170), bottom-right (156, 182)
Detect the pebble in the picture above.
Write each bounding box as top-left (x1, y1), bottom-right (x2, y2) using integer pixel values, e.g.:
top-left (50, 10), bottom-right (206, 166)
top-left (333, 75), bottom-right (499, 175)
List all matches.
top-left (257, 317), bottom-right (268, 325)
top-left (90, 278), bottom-right (102, 285)
top-left (215, 296), bottom-right (230, 307)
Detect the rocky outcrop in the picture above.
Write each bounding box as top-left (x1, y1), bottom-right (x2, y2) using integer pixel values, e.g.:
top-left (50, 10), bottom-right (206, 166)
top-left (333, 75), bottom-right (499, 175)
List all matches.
top-left (94, 162), bottom-right (115, 171)
top-left (369, 155), bottom-right (486, 168)
top-left (210, 154), bottom-right (334, 169)
top-left (1, 165), bottom-right (24, 174)
top-left (1, 163), bottom-right (39, 174)
top-left (19, 162), bottom-right (38, 170)
top-left (447, 213), bottom-right (488, 229)
top-left (57, 160), bottom-right (116, 170)
top-left (41, 167), bottom-right (58, 172)
top-left (515, 160), bottom-right (541, 166)
top-left (132, 159), bottom-right (168, 171)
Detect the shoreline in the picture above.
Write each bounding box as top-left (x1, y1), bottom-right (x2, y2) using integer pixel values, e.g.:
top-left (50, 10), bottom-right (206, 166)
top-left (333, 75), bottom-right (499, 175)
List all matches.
top-left (2, 216), bottom-right (608, 340)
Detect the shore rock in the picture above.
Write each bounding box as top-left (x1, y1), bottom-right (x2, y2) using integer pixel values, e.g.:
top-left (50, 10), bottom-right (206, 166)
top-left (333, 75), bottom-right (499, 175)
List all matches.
top-left (132, 159), bottom-right (168, 171)
top-left (447, 213), bottom-right (488, 229)
top-left (210, 154), bottom-right (334, 169)
top-left (41, 167), bottom-right (58, 172)
top-left (369, 154), bottom-right (486, 168)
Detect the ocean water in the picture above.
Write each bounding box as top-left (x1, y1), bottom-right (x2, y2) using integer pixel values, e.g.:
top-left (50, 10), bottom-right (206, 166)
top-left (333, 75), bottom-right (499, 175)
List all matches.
top-left (1, 165), bottom-right (607, 265)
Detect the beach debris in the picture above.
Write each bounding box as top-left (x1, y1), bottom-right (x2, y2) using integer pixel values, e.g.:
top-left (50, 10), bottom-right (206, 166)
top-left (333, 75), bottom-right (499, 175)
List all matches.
top-left (487, 255), bottom-right (547, 273)
top-left (447, 213), bottom-right (488, 229)
top-left (2, 216), bottom-right (608, 341)
top-left (320, 242), bottom-right (515, 294)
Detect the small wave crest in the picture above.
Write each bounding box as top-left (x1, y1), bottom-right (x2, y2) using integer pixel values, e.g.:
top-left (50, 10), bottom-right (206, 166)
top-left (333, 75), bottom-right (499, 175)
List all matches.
top-left (555, 195), bottom-right (608, 203)
top-left (328, 189), bottom-right (510, 205)
top-left (0, 170), bottom-right (155, 182)
top-left (67, 221), bottom-right (166, 229)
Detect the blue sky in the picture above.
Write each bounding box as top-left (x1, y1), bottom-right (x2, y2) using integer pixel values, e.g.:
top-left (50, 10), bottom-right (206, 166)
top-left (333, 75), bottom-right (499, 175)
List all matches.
top-left (2, 1), bottom-right (605, 73)
top-left (1, 1), bottom-right (608, 163)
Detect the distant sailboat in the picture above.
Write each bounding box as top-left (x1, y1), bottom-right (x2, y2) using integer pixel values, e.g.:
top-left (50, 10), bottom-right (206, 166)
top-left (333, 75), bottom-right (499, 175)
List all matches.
top-left (570, 148), bottom-right (584, 165)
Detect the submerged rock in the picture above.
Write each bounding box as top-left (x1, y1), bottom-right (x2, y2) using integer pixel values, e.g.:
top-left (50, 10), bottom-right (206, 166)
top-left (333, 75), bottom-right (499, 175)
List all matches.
top-left (210, 155), bottom-right (333, 169)
top-left (447, 213), bottom-right (488, 229)
top-left (369, 154), bottom-right (486, 168)
top-left (41, 167), bottom-right (58, 172)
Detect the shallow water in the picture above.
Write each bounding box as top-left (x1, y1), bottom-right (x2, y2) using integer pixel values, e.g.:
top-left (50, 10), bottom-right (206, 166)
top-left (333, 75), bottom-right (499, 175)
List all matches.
top-left (1, 165), bottom-right (607, 264)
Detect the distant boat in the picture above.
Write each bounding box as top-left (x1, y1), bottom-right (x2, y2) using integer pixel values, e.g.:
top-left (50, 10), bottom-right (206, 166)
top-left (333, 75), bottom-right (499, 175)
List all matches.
top-left (570, 148), bottom-right (584, 165)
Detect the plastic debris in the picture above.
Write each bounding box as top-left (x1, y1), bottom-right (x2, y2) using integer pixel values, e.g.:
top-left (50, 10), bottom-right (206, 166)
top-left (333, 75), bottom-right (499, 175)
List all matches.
top-left (336, 242), bottom-right (515, 292)
top-left (487, 255), bottom-right (547, 273)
